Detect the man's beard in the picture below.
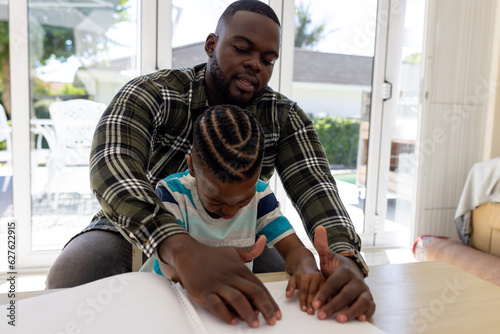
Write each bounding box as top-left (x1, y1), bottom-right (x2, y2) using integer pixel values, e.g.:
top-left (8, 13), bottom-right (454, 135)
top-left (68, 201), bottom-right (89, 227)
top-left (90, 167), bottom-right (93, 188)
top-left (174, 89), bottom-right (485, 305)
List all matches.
top-left (209, 54), bottom-right (257, 107)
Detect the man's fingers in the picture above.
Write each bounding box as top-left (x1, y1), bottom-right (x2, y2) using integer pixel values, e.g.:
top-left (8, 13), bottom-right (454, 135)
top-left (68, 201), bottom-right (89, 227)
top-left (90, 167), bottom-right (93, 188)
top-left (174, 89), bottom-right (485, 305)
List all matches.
top-left (322, 290), bottom-right (375, 322)
top-left (314, 226), bottom-right (330, 256)
top-left (314, 226), bottom-right (334, 274)
top-left (237, 235), bottom-right (267, 263)
top-left (337, 289), bottom-right (375, 323)
top-left (316, 277), bottom-right (357, 320)
top-left (314, 269), bottom-right (373, 321)
top-left (216, 285), bottom-right (261, 328)
top-left (313, 269), bottom-right (346, 310)
top-left (226, 276), bottom-right (281, 326)
top-left (203, 293), bottom-right (238, 325)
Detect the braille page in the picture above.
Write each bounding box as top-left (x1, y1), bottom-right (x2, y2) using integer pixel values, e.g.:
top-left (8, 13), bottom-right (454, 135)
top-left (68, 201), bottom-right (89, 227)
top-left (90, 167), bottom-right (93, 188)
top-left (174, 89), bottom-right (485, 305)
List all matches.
top-left (0, 272), bottom-right (194, 333)
top-left (190, 280), bottom-right (386, 333)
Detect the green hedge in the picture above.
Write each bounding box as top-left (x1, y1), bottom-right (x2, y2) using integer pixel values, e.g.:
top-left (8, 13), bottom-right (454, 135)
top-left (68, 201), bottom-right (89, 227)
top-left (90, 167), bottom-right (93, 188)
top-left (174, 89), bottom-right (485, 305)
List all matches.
top-left (33, 99), bottom-right (53, 119)
top-left (313, 116), bottom-right (360, 168)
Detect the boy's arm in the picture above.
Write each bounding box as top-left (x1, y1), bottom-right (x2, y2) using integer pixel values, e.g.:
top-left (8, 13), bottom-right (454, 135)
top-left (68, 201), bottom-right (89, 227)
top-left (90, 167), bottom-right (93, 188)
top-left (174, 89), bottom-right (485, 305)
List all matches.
top-left (274, 234), bottom-right (324, 314)
top-left (274, 234), bottom-right (318, 275)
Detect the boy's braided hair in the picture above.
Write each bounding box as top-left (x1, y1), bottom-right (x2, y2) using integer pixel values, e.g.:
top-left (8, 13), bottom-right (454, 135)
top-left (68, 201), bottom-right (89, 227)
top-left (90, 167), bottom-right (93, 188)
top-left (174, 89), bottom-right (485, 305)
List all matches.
top-left (192, 104), bottom-right (264, 183)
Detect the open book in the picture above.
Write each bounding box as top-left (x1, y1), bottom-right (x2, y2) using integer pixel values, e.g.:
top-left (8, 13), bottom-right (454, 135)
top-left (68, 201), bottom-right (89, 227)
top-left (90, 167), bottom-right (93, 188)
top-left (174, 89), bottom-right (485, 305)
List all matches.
top-left (1, 272), bottom-right (384, 333)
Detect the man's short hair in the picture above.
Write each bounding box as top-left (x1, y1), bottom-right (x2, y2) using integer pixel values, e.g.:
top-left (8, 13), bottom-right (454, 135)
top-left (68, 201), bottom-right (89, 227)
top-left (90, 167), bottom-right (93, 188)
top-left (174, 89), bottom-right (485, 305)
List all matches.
top-left (216, 0), bottom-right (281, 33)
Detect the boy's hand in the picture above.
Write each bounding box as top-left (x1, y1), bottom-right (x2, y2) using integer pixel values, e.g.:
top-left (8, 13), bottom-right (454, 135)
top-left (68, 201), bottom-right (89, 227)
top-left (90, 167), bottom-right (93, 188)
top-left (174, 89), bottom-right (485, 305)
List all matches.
top-left (274, 234), bottom-right (324, 315)
top-left (285, 267), bottom-right (325, 315)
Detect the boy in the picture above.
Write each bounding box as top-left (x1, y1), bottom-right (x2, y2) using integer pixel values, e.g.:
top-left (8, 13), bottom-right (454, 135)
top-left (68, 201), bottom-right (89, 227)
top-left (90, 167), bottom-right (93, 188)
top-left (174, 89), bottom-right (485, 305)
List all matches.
top-left (149, 104), bottom-right (324, 315)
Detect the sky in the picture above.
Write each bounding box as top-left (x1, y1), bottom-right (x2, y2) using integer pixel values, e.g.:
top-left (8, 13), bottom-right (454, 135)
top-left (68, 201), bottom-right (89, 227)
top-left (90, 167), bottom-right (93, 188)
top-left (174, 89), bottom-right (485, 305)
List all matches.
top-left (34, 0), bottom-right (424, 83)
top-left (169, 0), bottom-right (379, 55)
top-left (294, 0), bottom-right (378, 56)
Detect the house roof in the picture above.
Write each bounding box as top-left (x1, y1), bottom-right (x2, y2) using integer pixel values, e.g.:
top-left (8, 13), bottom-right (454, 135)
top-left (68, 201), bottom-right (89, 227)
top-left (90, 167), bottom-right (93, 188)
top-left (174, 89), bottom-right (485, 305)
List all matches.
top-left (86, 56), bottom-right (137, 72)
top-left (87, 41), bottom-right (373, 87)
top-left (172, 42), bottom-right (208, 69)
top-left (172, 42), bottom-right (373, 87)
top-left (292, 48), bottom-right (373, 86)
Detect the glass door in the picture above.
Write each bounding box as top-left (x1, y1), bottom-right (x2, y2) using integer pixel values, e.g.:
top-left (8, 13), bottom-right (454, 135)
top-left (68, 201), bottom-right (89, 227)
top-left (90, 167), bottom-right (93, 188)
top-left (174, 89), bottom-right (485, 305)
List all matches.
top-left (6, 0), bottom-right (150, 269)
top-left (369, 0), bottom-right (426, 247)
top-left (10, 0), bottom-right (271, 269)
top-left (281, 0), bottom-right (379, 249)
top-left (6, 0), bottom-right (427, 270)
top-left (27, 0), bottom-right (141, 252)
top-left (0, 0), bottom-right (11, 274)
top-left (281, 0), bottom-right (426, 249)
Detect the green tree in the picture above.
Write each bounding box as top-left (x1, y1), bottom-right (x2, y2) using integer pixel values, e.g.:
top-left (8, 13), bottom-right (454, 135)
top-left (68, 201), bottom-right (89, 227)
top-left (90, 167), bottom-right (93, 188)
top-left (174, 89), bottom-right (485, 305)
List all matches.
top-left (32, 0), bottom-right (130, 67)
top-left (295, 3), bottom-right (326, 49)
top-left (313, 116), bottom-right (360, 168)
top-left (0, 0), bottom-right (130, 117)
top-left (404, 53), bottom-right (422, 64)
top-left (0, 20), bottom-right (10, 115)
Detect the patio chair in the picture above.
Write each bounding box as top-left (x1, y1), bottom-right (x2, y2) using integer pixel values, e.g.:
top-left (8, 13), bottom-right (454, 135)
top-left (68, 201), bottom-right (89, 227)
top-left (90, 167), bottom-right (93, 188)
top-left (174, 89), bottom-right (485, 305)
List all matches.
top-left (46, 99), bottom-right (107, 208)
top-left (0, 103), bottom-right (12, 193)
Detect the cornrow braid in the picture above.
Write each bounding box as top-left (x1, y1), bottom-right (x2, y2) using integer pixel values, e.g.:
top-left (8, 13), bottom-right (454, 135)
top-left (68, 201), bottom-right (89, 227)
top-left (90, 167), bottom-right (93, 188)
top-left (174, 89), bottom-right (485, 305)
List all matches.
top-left (193, 104), bottom-right (264, 183)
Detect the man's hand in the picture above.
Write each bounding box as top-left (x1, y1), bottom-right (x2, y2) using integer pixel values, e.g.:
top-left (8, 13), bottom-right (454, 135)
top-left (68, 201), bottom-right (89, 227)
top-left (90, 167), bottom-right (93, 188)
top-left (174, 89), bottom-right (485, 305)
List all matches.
top-left (158, 234), bottom-right (281, 328)
top-left (312, 226), bottom-right (375, 322)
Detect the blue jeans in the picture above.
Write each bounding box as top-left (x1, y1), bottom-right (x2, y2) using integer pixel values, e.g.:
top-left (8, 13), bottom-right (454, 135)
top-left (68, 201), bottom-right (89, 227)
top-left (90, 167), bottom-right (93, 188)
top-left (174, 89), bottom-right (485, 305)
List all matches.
top-left (45, 230), bottom-right (285, 289)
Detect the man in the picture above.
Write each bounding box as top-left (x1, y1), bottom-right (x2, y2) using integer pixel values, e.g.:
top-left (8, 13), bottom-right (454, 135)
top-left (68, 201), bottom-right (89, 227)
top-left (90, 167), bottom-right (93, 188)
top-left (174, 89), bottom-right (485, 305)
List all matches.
top-left (46, 0), bottom-right (375, 327)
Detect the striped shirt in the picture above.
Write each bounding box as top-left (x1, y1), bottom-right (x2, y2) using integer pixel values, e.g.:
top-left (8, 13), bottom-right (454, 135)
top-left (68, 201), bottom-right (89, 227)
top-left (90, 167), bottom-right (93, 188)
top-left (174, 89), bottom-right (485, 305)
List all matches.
top-left (155, 170), bottom-right (294, 270)
top-left (86, 63), bottom-right (367, 275)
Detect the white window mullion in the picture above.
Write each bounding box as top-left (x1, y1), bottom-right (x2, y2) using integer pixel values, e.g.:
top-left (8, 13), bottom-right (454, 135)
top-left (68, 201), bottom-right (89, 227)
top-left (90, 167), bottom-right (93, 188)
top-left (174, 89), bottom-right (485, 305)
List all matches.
top-left (362, 0), bottom-right (391, 247)
top-left (141, 0), bottom-right (159, 75)
top-left (156, 0), bottom-right (173, 71)
top-left (10, 0), bottom-right (56, 269)
top-left (268, 0), bottom-right (295, 215)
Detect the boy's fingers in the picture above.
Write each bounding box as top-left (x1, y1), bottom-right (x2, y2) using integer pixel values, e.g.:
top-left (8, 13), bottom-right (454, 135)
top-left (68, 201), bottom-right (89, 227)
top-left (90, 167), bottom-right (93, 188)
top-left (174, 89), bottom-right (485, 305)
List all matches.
top-left (298, 276), bottom-right (313, 312)
top-left (306, 277), bottom-right (322, 314)
top-left (286, 275), bottom-right (297, 298)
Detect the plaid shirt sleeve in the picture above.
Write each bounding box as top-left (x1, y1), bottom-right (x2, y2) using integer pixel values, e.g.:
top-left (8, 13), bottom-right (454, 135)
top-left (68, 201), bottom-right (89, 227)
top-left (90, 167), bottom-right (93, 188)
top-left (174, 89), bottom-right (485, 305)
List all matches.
top-left (272, 101), bottom-right (369, 276)
top-left (89, 74), bottom-right (189, 258)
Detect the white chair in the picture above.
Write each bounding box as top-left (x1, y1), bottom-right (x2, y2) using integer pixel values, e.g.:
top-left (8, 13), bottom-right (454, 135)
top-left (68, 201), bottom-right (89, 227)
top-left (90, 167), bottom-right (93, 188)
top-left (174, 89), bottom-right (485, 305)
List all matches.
top-left (0, 104), bottom-right (12, 193)
top-left (46, 99), bottom-right (107, 207)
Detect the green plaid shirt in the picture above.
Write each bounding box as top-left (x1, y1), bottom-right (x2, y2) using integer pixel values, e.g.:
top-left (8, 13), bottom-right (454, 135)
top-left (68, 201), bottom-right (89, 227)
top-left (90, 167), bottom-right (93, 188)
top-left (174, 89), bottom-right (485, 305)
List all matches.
top-left (87, 64), bottom-right (367, 275)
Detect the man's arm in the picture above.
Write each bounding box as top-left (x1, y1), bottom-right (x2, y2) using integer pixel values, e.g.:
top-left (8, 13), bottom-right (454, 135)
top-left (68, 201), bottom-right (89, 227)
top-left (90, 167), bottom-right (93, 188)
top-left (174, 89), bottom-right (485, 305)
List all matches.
top-left (274, 102), bottom-right (367, 274)
top-left (89, 75), bottom-right (188, 256)
top-left (273, 102), bottom-right (373, 319)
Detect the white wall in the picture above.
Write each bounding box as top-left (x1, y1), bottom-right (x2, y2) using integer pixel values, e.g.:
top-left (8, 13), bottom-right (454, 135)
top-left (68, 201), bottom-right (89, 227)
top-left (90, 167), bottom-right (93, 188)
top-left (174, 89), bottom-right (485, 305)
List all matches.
top-left (483, 0), bottom-right (500, 160)
top-left (414, 0), bottom-right (498, 239)
top-left (291, 82), bottom-right (370, 119)
top-left (76, 70), bottom-right (137, 105)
